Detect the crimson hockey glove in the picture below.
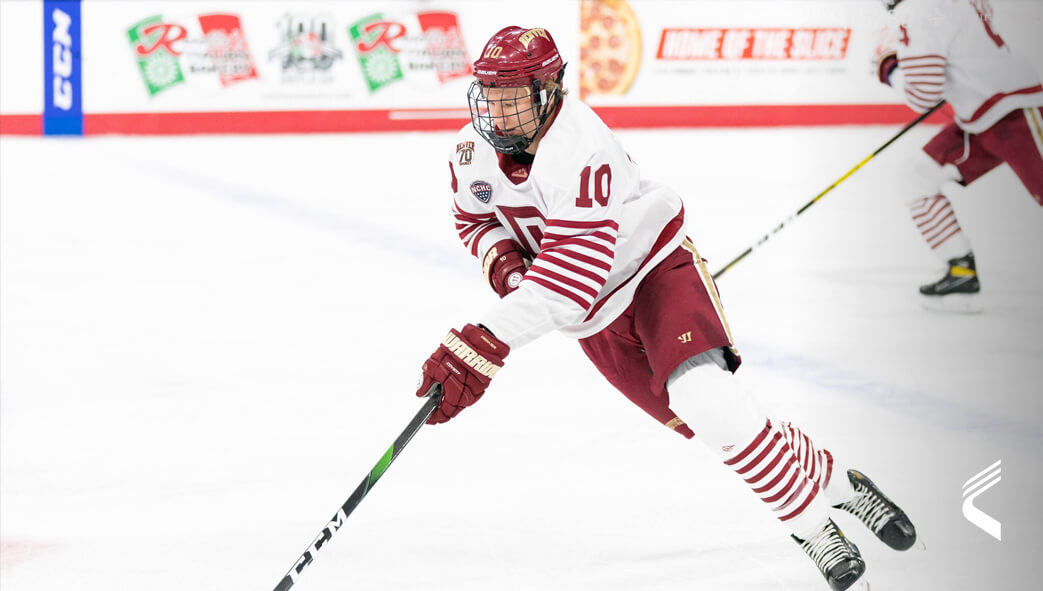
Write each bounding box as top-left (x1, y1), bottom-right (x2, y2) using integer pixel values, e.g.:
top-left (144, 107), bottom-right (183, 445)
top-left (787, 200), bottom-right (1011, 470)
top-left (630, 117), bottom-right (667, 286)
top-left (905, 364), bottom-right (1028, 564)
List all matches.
top-left (875, 50), bottom-right (898, 86)
top-left (483, 239), bottom-right (530, 298)
top-left (416, 324), bottom-right (510, 425)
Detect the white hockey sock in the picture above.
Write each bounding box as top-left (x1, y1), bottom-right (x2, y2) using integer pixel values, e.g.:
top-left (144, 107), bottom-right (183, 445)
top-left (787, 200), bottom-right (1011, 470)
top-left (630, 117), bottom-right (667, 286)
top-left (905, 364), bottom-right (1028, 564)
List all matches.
top-left (909, 193), bottom-right (971, 262)
top-left (669, 362), bottom-right (832, 539)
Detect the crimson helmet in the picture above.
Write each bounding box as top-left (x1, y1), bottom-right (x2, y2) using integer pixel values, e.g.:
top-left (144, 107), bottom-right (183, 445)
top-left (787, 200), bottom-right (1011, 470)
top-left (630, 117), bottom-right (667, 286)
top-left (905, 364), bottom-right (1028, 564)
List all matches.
top-left (467, 26), bottom-right (566, 155)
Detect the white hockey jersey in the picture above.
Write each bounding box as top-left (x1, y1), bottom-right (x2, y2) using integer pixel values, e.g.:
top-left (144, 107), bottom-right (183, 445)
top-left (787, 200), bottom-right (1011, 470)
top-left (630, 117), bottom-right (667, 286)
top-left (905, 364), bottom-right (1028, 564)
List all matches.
top-left (448, 95), bottom-right (686, 349)
top-left (887, 0), bottom-right (1043, 133)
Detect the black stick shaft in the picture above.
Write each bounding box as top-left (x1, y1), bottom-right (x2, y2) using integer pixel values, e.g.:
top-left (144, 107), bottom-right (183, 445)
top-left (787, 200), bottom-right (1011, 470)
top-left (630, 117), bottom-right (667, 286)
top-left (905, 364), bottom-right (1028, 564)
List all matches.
top-left (711, 101), bottom-right (946, 280)
top-left (272, 384), bottom-right (442, 591)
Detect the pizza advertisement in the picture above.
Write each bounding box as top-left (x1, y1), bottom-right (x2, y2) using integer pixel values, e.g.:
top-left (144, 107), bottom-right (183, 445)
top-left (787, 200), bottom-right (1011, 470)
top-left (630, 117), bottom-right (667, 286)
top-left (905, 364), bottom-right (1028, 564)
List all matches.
top-left (579, 0), bottom-right (896, 108)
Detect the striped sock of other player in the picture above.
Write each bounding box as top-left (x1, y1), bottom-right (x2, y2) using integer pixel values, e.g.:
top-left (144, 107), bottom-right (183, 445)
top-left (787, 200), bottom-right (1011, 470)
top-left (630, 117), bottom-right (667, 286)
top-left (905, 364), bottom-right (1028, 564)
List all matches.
top-left (909, 193), bottom-right (971, 262)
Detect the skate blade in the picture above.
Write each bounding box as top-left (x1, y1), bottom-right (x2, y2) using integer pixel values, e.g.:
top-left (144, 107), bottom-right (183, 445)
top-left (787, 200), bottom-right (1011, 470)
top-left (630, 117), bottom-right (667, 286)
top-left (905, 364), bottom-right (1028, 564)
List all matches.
top-left (919, 293), bottom-right (983, 314)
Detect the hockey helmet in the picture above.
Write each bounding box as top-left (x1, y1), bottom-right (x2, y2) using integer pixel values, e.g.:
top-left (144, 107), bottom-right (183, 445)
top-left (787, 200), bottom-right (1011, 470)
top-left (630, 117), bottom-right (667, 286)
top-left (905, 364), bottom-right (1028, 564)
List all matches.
top-left (467, 26), bottom-right (566, 155)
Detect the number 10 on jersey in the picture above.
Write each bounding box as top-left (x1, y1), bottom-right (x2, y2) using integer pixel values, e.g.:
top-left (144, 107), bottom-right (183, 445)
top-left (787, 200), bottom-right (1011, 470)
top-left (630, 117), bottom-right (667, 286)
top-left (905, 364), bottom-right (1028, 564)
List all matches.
top-left (576, 164), bottom-right (612, 207)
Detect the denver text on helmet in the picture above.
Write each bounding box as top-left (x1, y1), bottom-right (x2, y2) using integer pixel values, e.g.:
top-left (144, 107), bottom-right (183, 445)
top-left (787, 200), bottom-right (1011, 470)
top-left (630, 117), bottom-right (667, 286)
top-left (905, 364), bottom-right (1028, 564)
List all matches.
top-left (467, 26), bottom-right (567, 155)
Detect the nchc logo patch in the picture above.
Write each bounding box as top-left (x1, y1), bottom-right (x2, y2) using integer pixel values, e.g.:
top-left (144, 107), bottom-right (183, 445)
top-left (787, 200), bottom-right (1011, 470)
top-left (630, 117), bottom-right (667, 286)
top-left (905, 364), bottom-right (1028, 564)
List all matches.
top-left (469, 180), bottom-right (493, 203)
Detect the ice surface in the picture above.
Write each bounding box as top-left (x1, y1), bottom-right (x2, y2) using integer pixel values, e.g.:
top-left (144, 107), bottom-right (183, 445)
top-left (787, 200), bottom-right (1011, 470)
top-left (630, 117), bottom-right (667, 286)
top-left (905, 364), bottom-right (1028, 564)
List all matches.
top-left (2, 126), bottom-right (1041, 590)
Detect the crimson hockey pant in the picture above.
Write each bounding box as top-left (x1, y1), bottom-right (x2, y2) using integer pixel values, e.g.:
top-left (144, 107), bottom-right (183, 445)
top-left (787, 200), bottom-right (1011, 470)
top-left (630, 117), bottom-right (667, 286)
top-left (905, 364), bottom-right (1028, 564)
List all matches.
top-left (903, 107), bottom-right (1043, 262)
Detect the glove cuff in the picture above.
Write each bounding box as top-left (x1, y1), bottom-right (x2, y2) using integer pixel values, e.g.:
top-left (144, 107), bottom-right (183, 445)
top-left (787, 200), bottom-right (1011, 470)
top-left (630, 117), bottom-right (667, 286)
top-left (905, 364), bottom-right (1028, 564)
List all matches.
top-left (878, 52), bottom-right (898, 85)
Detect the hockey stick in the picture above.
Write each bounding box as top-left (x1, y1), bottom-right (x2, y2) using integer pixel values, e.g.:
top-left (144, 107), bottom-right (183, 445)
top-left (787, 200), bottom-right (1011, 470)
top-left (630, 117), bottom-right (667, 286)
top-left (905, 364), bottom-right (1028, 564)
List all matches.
top-left (711, 100), bottom-right (947, 280)
top-left (271, 383), bottom-right (443, 591)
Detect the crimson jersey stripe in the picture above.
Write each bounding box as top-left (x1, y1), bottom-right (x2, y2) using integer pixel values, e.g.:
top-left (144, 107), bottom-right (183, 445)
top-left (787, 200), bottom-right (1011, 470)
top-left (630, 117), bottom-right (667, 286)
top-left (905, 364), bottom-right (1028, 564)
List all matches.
top-left (469, 223), bottom-right (500, 256)
top-left (537, 252), bottom-right (609, 286)
top-left (526, 265), bottom-right (600, 300)
top-left (540, 235), bottom-right (615, 258)
top-left (959, 84), bottom-right (1043, 126)
top-left (545, 218), bottom-right (620, 231)
top-left (899, 53), bottom-right (945, 62)
top-left (523, 274), bottom-right (591, 308)
top-left (453, 208), bottom-right (496, 223)
top-left (547, 248), bottom-right (613, 272)
top-left (543, 230), bottom-right (617, 245)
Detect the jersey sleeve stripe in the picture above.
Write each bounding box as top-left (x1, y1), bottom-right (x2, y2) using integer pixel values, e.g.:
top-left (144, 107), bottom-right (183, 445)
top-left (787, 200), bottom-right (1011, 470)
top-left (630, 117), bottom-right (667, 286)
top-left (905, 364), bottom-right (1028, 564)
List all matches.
top-left (453, 207), bottom-right (497, 223)
top-left (542, 230), bottom-right (617, 247)
top-left (457, 220), bottom-right (497, 242)
top-left (527, 265), bottom-right (601, 300)
top-left (544, 218), bottom-right (620, 231)
top-left (583, 208), bottom-right (685, 322)
top-left (898, 54), bottom-right (946, 63)
top-left (540, 236), bottom-right (615, 259)
top-left (530, 263), bottom-right (605, 296)
top-left (904, 79), bottom-right (944, 88)
top-left (545, 248), bottom-right (613, 272)
top-left (899, 64), bottom-right (945, 74)
top-left (468, 223), bottom-right (501, 256)
top-left (906, 86), bottom-right (944, 101)
top-left (536, 252), bottom-right (609, 285)
top-left (522, 274), bottom-right (592, 309)
top-left (904, 90), bottom-right (938, 111)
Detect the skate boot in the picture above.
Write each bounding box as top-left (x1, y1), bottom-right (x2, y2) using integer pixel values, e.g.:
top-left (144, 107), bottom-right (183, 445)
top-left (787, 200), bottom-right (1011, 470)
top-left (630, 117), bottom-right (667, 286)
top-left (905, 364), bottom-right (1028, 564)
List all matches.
top-left (834, 469), bottom-right (917, 551)
top-left (919, 252), bottom-right (981, 312)
top-left (792, 519), bottom-right (866, 591)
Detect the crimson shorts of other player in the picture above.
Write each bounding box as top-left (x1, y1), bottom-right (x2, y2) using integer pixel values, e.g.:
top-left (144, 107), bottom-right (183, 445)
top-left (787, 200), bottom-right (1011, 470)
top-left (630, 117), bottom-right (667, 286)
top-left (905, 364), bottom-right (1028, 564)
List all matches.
top-left (579, 245), bottom-right (741, 439)
top-left (924, 107), bottom-right (1043, 205)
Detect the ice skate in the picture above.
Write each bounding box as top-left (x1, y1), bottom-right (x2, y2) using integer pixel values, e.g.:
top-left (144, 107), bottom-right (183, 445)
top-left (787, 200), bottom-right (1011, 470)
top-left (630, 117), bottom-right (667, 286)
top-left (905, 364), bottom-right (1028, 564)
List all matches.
top-left (834, 469), bottom-right (917, 551)
top-left (919, 252), bottom-right (982, 313)
top-left (793, 519), bottom-right (867, 591)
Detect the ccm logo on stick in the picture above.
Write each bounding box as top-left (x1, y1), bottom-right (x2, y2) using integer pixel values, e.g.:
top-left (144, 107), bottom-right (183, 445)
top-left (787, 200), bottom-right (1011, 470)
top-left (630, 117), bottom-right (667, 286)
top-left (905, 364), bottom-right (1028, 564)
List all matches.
top-left (51, 8), bottom-right (74, 110)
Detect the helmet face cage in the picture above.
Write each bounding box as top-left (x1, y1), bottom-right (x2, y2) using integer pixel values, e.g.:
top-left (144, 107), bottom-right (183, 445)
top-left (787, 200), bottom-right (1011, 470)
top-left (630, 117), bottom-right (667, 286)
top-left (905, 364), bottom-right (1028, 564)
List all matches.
top-left (467, 78), bottom-right (558, 155)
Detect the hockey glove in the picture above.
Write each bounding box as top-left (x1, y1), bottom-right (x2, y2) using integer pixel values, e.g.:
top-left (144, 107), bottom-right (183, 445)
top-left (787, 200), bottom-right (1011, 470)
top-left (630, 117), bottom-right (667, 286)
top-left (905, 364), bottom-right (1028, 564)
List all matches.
top-left (871, 24), bottom-right (899, 86)
top-left (483, 239), bottom-right (530, 298)
top-left (416, 324), bottom-right (510, 424)
top-left (875, 50), bottom-right (898, 86)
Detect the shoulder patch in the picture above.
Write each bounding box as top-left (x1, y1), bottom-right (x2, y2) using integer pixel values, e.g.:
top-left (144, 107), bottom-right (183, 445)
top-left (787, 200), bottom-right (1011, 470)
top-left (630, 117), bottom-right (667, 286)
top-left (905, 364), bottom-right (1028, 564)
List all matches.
top-left (469, 180), bottom-right (493, 203)
top-left (456, 141), bottom-right (474, 166)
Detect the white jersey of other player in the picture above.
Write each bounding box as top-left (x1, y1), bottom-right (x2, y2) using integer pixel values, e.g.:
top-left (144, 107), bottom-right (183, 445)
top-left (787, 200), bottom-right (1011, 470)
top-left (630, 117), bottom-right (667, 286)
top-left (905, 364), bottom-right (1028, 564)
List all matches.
top-left (450, 94), bottom-right (685, 348)
top-left (888, 0), bottom-right (1043, 133)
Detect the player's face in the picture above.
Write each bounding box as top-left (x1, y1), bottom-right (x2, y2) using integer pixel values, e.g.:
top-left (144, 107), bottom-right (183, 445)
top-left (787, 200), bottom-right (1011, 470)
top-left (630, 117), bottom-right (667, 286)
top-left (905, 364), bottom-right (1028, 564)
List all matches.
top-left (482, 86), bottom-right (539, 138)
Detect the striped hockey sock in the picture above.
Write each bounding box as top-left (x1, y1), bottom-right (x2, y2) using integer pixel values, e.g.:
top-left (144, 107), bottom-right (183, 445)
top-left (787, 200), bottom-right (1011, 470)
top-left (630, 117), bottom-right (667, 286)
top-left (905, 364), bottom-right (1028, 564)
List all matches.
top-left (723, 419), bottom-right (832, 539)
top-left (910, 193), bottom-right (971, 261)
top-left (777, 420), bottom-right (855, 506)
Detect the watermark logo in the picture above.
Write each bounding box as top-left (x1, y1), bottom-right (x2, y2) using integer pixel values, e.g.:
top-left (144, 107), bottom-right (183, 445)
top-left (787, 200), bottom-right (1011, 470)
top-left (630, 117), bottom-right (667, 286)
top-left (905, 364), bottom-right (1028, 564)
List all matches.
top-left (962, 460), bottom-right (1001, 540)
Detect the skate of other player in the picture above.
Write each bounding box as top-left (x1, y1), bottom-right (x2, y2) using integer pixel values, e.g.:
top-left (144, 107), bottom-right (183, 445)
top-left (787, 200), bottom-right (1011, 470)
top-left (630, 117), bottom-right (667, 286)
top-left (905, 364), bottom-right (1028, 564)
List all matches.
top-left (415, 25), bottom-right (917, 590)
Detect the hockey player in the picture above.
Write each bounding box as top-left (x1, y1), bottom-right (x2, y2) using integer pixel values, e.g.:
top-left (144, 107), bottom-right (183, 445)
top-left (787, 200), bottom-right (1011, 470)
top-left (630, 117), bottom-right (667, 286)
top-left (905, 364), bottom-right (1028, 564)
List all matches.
top-left (416, 26), bottom-right (916, 590)
top-left (874, 0), bottom-right (1043, 310)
